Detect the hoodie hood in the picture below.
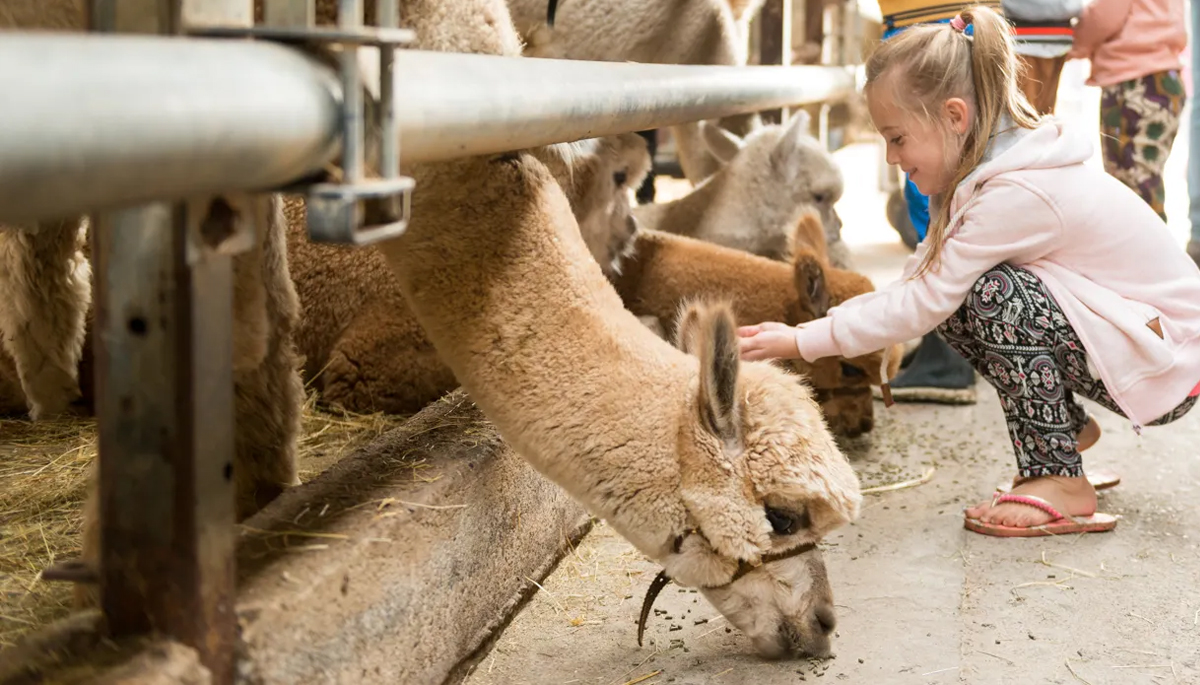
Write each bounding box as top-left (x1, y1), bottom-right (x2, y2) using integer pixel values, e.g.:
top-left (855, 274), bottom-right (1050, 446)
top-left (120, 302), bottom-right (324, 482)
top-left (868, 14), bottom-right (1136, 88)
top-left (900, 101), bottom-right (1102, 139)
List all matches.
top-left (948, 116), bottom-right (1094, 217)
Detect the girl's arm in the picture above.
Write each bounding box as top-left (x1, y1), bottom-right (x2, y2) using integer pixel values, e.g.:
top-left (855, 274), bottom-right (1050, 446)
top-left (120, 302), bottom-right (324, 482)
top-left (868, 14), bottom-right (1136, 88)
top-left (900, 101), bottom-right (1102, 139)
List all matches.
top-left (793, 179), bottom-right (1063, 362)
top-left (1068, 0), bottom-right (1134, 60)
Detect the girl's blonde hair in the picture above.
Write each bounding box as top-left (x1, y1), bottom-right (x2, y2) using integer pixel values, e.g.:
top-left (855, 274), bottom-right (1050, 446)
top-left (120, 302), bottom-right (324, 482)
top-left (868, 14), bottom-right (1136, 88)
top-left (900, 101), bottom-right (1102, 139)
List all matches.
top-left (865, 5), bottom-right (1040, 277)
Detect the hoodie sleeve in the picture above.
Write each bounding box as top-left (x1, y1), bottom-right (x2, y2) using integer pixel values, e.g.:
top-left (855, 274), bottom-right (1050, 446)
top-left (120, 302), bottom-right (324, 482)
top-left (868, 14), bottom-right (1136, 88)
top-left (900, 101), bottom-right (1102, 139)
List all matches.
top-left (1069, 0), bottom-right (1133, 60)
top-left (794, 179), bottom-right (1064, 362)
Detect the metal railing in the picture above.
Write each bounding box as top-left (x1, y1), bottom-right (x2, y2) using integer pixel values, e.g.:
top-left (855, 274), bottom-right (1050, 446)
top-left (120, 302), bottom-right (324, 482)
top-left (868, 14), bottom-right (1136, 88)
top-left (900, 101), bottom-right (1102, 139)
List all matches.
top-left (0, 35), bottom-right (854, 226)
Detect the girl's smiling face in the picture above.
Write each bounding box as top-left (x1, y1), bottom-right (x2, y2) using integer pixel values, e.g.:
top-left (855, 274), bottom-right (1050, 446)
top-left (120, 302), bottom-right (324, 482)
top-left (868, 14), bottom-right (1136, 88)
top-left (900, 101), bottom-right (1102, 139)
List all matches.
top-left (868, 72), bottom-right (972, 197)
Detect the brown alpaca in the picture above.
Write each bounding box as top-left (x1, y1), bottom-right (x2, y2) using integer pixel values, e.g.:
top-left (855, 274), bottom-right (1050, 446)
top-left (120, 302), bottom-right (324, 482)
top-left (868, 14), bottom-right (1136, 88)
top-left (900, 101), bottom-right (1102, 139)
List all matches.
top-left (613, 213), bottom-right (902, 437)
top-left (288, 133), bottom-right (650, 415)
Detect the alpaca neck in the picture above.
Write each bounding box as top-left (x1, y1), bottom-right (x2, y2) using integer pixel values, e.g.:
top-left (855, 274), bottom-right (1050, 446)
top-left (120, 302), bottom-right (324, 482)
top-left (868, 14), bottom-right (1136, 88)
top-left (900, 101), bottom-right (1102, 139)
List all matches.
top-left (377, 155), bottom-right (691, 555)
top-left (617, 230), bottom-right (799, 328)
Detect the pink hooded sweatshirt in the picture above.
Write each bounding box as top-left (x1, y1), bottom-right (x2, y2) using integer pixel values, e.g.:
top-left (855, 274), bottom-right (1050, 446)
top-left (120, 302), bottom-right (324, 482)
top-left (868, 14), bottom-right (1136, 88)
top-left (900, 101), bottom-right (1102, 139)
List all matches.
top-left (795, 118), bottom-right (1200, 428)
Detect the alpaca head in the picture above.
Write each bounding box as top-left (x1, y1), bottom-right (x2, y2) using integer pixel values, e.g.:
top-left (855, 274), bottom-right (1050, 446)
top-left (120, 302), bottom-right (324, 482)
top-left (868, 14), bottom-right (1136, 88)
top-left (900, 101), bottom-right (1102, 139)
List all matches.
top-left (787, 213), bottom-right (902, 437)
top-left (534, 134), bottom-right (651, 277)
top-left (698, 111), bottom-right (844, 261)
top-left (658, 299), bottom-right (860, 658)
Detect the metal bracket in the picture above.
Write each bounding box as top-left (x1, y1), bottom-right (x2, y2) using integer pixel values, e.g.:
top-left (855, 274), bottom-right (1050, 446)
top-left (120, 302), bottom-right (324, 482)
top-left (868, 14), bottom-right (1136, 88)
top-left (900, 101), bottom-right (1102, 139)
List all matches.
top-left (185, 1), bottom-right (415, 246)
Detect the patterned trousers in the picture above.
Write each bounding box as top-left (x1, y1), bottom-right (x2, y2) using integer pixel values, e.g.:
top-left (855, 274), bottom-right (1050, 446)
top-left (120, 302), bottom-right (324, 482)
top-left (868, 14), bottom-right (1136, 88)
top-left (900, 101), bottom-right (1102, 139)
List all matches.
top-left (1100, 70), bottom-right (1187, 222)
top-left (937, 264), bottom-right (1197, 478)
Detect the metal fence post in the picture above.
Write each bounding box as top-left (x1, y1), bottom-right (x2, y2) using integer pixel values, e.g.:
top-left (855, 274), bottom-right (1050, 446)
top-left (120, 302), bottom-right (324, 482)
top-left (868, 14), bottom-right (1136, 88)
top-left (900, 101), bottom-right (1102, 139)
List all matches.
top-left (90, 2), bottom-right (244, 682)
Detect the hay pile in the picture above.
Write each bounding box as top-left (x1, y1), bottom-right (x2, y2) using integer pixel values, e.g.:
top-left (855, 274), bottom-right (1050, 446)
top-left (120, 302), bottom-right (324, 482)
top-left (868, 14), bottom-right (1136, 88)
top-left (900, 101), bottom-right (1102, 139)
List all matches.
top-left (0, 393), bottom-right (408, 648)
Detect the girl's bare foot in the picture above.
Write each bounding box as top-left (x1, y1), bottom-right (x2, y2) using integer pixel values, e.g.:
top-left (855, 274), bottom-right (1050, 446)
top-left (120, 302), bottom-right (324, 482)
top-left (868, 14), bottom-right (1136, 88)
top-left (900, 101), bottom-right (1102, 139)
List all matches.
top-left (967, 475), bottom-right (1098, 527)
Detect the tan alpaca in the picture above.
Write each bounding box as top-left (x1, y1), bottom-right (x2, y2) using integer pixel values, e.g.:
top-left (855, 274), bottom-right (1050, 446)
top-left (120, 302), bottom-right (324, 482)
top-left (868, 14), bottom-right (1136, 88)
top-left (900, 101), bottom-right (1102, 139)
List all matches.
top-left (507, 0), bottom-right (765, 185)
top-left (288, 133), bottom-right (650, 415)
top-left (632, 111), bottom-right (851, 268)
top-left (614, 214), bottom-right (901, 437)
top-left (0, 218), bottom-right (91, 419)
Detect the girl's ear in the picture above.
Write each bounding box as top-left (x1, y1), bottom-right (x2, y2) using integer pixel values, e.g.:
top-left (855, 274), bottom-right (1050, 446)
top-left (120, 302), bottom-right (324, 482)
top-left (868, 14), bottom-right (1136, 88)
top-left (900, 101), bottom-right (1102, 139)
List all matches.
top-left (944, 97), bottom-right (970, 135)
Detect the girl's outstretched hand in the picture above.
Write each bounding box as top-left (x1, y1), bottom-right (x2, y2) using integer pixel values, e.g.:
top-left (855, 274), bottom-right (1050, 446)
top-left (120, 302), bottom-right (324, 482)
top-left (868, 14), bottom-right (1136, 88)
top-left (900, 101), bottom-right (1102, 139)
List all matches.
top-left (737, 321), bottom-right (801, 361)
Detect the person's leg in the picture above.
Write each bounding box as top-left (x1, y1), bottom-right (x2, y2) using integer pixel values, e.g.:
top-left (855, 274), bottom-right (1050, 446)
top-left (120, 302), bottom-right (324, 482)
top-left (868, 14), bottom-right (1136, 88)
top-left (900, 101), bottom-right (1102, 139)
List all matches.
top-left (1016, 53), bottom-right (1067, 116)
top-left (1101, 71), bottom-right (1187, 221)
top-left (937, 264), bottom-right (1105, 527)
top-left (1190, 0), bottom-right (1200, 264)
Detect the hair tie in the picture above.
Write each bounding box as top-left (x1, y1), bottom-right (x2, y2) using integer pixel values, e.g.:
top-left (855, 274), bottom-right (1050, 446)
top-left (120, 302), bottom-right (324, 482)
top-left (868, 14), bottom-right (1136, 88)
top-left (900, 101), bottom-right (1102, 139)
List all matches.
top-left (949, 15), bottom-right (967, 32)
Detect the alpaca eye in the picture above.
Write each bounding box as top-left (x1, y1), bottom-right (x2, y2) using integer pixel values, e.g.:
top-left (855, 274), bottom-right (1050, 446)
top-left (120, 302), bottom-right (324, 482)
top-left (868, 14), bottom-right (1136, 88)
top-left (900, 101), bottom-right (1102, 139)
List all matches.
top-left (766, 507), bottom-right (809, 535)
top-left (813, 192), bottom-right (827, 204)
top-left (613, 170), bottom-right (628, 186)
top-left (840, 363), bottom-right (866, 378)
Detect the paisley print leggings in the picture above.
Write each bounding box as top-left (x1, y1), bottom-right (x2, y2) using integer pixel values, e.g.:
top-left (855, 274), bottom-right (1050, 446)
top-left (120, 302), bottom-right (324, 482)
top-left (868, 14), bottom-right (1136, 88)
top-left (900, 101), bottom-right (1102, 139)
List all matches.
top-left (936, 264), bottom-right (1197, 478)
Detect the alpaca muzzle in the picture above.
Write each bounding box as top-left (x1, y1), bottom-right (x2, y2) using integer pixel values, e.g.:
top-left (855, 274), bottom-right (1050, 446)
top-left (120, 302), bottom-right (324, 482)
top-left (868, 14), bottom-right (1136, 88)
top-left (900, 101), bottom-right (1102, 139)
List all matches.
top-left (636, 534), bottom-right (818, 647)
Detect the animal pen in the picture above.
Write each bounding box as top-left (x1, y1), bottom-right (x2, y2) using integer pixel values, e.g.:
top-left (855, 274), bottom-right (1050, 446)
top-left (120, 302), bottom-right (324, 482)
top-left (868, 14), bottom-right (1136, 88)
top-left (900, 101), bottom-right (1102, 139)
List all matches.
top-left (0, 0), bottom-right (859, 681)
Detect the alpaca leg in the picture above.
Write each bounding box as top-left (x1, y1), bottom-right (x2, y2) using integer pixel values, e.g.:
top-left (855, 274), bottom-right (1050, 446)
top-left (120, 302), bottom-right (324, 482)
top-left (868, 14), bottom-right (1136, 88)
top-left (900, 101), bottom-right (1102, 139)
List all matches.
top-left (0, 218), bottom-right (90, 419)
top-left (231, 195), bottom-right (302, 518)
top-left (321, 305), bottom-right (458, 416)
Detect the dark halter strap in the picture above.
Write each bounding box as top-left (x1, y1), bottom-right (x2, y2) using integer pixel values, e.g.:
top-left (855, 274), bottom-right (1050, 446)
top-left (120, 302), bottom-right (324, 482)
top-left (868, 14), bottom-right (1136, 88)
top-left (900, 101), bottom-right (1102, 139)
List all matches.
top-left (635, 532), bottom-right (818, 647)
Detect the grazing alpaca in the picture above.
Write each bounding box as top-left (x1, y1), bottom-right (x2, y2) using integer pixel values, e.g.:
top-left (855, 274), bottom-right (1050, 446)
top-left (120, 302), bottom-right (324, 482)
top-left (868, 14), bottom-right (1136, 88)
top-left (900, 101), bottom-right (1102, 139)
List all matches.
top-left (614, 213), bottom-right (901, 438)
top-left (303, 0), bottom-right (867, 656)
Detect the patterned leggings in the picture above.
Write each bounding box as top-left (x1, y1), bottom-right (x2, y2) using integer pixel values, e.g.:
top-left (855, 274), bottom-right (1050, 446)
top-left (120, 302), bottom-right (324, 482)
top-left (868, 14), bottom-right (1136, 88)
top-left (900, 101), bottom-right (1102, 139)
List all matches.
top-left (1100, 70), bottom-right (1187, 221)
top-left (937, 264), bottom-right (1197, 478)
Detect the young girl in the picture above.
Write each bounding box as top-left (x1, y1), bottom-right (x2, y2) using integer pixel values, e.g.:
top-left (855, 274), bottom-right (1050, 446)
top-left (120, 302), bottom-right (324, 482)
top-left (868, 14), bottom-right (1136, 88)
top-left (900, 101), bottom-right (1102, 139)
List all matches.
top-left (738, 5), bottom-right (1200, 537)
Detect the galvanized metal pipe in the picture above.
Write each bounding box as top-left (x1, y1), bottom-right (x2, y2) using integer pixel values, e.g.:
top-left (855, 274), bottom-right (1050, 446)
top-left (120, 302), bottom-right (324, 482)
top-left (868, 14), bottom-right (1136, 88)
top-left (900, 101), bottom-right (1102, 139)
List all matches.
top-left (0, 31), bottom-right (854, 223)
top-left (0, 31), bottom-right (343, 223)
top-left (388, 52), bottom-right (854, 163)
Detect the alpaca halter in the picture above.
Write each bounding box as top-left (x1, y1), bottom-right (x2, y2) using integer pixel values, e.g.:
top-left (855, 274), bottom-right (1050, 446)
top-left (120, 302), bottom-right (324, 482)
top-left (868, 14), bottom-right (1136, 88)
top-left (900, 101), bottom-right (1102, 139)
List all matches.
top-left (636, 529), bottom-right (819, 647)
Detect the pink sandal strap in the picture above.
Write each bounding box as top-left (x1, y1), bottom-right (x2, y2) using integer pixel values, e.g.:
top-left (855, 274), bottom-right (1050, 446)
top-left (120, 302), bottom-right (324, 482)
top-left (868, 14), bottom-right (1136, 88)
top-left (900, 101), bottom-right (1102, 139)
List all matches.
top-left (989, 494), bottom-right (1070, 522)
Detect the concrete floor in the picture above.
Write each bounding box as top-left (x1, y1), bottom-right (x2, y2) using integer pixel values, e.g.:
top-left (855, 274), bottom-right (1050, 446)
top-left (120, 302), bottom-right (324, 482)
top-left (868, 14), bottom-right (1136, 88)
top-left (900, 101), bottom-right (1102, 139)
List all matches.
top-left (461, 66), bottom-right (1200, 685)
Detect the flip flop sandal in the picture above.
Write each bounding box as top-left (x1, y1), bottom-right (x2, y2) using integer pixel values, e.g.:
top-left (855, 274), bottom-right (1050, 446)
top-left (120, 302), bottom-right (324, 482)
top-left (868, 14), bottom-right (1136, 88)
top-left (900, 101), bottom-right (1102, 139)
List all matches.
top-left (995, 469), bottom-right (1121, 494)
top-left (964, 493), bottom-right (1119, 538)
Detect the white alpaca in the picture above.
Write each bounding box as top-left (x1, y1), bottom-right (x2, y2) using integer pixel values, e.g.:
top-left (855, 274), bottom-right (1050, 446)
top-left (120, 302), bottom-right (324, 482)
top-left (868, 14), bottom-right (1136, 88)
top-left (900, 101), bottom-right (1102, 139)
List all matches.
top-left (633, 111), bottom-right (851, 267)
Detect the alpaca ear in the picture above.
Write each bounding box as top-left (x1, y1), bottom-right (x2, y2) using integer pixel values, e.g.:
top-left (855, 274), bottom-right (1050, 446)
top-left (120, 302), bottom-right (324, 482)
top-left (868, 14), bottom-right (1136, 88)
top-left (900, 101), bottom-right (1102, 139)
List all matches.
top-left (696, 301), bottom-right (741, 444)
top-left (677, 300), bottom-right (770, 562)
top-left (793, 253), bottom-right (830, 319)
top-left (771, 109), bottom-right (814, 174)
top-left (700, 120), bottom-right (745, 164)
